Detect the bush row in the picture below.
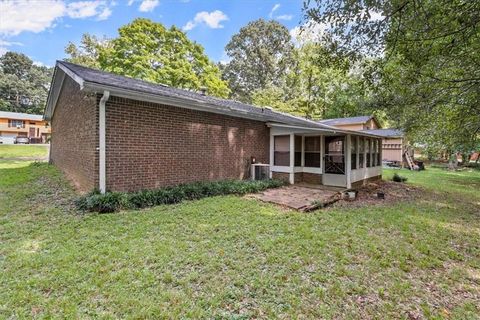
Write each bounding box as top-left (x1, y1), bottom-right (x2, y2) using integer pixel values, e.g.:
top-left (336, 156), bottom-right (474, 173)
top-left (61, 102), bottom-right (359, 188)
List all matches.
top-left (75, 179), bottom-right (285, 213)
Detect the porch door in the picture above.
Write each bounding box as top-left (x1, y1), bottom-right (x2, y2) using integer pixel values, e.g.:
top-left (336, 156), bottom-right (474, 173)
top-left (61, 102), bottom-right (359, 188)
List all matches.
top-left (29, 127), bottom-right (35, 137)
top-left (323, 136), bottom-right (347, 187)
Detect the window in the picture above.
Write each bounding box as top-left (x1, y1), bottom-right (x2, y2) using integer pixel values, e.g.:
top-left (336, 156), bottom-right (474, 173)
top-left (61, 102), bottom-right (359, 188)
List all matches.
top-left (359, 137), bottom-right (364, 168)
top-left (366, 139), bottom-right (371, 167)
top-left (304, 136), bottom-right (321, 167)
top-left (8, 119), bottom-right (24, 128)
top-left (274, 135), bottom-right (290, 166)
top-left (294, 135), bottom-right (302, 166)
top-left (351, 137), bottom-right (357, 170)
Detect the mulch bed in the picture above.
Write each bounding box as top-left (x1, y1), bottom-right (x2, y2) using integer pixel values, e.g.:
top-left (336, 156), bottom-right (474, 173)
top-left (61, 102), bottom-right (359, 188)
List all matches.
top-left (328, 180), bottom-right (422, 209)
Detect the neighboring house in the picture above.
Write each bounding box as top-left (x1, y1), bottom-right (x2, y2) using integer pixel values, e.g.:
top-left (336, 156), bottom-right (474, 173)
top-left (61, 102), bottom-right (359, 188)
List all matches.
top-left (319, 116), bottom-right (411, 166)
top-left (0, 111), bottom-right (51, 144)
top-left (45, 61), bottom-right (383, 193)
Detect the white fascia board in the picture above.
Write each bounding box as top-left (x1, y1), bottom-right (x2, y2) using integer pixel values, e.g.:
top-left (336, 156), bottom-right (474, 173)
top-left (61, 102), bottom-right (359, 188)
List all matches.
top-left (56, 63), bottom-right (84, 89)
top-left (44, 68), bottom-right (66, 121)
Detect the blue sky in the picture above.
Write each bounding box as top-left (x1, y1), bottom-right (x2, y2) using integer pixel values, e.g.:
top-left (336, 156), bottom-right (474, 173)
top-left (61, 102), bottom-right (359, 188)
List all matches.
top-left (0, 0), bottom-right (305, 67)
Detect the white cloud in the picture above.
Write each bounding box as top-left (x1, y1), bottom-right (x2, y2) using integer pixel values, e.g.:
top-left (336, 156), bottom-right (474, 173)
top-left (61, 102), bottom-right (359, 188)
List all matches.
top-left (0, 40), bottom-right (21, 57)
top-left (269, 4), bottom-right (293, 21)
top-left (269, 4), bottom-right (280, 18)
top-left (127, 0), bottom-right (135, 5)
top-left (182, 10), bottom-right (228, 31)
top-left (276, 14), bottom-right (293, 21)
top-left (290, 21), bottom-right (330, 45)
top-left (0, 0), bottom-right (114, 36)
top-left (97, 7), bottom-right (112, 20)
top-left (139, 0), bottom-right (159, 12)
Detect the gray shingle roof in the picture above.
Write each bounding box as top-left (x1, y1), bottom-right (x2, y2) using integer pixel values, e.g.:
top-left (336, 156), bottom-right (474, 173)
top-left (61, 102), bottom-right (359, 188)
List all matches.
top-left (362, 128), bottom-right (404, 138)
top-left (0, 111), bottom-right (43, 121)
top-left (318, 116), bottom-right (373, 126)
top-left (56, 61), bottom-right (335, 130)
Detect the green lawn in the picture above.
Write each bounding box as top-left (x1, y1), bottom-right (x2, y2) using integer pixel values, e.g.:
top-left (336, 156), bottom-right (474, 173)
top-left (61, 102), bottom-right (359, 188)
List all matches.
top-left (1, 160), bottom-right (479, 319)
top-left (0, 144), bottom-right (49, 159)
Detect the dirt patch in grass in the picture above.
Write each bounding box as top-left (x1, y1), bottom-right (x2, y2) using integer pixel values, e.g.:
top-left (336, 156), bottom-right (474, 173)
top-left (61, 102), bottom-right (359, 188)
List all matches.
top-left (329, 180), bottom-right (422, 209)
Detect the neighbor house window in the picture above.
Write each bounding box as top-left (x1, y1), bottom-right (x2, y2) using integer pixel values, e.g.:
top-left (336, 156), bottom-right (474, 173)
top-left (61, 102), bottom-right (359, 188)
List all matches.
top-left (359, 137), bottom-right (364, 168)
top-left (351, 137), bottom-right (357, 170)
top-left (274, 135), bottom-right (290, 166)
top-left (304, 136), bottom-right (321, 167)
top-left (294, 135), bottom-right (302, 166)
top-left (366, 139), bottom-right (371, 167)
top-left (8, 120), bottom-right (24, 128)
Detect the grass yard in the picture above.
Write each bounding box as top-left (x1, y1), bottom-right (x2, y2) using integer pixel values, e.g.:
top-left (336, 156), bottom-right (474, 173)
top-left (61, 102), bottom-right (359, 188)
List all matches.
top-left (0, 159), bottom-right (479, 319)
top-left (0, 144), bottom-right (49, 159)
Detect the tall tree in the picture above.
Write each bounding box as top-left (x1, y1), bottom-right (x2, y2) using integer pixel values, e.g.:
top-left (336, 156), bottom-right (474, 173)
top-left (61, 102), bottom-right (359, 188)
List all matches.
top-left (65, 34), bottom-right (110, 69)
top-left (304, 0), bottom-right (480, 154)
top-left (223, 19), bottom-right (293, 103)
top-left (65, 18), bottom-right (229, 98)
top-left (0, 52), bottom-right (52, 114)
top-left (251, 42), bottom-right (371, 120)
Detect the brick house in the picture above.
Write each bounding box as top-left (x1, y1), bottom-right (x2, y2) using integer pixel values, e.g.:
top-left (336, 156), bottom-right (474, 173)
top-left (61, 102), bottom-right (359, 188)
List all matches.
top-left (319, 116), bottom-right (411, 166)
top-left (45, 61), bottom-right (383, 193)
top-left (0, 111), bottom-right (51, 144)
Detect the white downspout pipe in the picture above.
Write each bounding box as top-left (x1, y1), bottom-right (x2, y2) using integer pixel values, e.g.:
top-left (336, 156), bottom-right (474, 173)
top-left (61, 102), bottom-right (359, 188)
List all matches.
top-left (99, 90), bottom-right (110, 193)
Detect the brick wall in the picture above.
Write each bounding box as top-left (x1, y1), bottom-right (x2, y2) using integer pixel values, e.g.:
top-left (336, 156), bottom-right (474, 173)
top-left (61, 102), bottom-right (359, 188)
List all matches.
top-left (50, 77), bottom-right (98, 192)
top-left (272, 172), bottom-right (290, 183)
top-left (105, 96), bottom-right (270, 192)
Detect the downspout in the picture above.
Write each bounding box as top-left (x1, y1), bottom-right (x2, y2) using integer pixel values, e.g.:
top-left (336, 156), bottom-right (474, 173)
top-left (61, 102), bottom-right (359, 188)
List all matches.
top-left (99, 90), bottom-right (110, 194)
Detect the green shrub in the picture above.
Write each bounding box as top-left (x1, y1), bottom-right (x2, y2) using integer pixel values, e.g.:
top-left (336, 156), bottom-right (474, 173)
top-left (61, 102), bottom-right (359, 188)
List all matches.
top-left (392, 173), bottom-right (408, 183)
top-left (75, 179), bottom-right (285, 213)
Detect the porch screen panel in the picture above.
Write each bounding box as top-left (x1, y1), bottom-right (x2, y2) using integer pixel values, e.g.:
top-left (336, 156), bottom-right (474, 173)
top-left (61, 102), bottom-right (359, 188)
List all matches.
top-left (372, 139), bottom-right (377, 167)
top-left (325, 136), bottom-right (345, 174)
top-left (377, 139), bottom-right (382, 166)
top-left (294, 135), bottom-right (302, 166)
top-left (304, 136), bottom-right (321, 167)
top-left (351, 137), bottom-right (357, 170)
top-left (274, 135), bottom-right (290, 166)
top-left (359, 137), bottom-right (364, 168)
top-left (366, 139), bottom-right (371, 167)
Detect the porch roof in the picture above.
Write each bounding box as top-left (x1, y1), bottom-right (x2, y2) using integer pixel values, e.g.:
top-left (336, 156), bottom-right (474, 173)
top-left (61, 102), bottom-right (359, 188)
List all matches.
top-left (267, 122), bottom-right (384, 138)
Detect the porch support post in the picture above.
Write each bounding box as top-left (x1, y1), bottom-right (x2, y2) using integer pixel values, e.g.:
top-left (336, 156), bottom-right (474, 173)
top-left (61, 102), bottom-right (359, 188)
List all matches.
top-left (346, 134), bottom-right (351, 189)
top-left (269, 132), bottom-right (274, 178)
top-left (99, 90), bottom-right (110, 194)
top-left (289, 133), bottom-right (295, 184)
top-left (301, 135), bottom-right (305, 167)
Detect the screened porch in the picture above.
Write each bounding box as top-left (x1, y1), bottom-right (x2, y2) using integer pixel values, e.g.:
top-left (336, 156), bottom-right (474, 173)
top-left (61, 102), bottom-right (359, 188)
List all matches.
top-left (266, 123), bottom-right (383, 188)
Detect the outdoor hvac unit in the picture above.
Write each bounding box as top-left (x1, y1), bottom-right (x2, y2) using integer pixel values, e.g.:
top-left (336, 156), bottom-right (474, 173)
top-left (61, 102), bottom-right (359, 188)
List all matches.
top-left (251, 164), bottom-right (270, 181)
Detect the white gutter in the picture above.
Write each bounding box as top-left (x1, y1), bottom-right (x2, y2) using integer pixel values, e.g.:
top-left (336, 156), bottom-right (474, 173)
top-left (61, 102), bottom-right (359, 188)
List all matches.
top-left (99, 90), bottom-right (110, 193)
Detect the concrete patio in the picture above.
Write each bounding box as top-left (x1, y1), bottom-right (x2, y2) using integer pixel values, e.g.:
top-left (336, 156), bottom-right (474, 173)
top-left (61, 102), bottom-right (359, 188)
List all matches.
top-left (250, 185), bottom-right (345, 211)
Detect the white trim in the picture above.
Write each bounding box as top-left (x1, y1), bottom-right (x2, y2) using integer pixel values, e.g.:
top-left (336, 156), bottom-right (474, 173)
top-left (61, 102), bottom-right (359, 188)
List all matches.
top-left (269, 133), bottom-right (274, 178)
top-left (346, 134), bottom-right (352, 189)
top-left (271, 166), bottom-right (291, 173)
top-left (99, 90), bottom-right (110, 193)
top-left (289, 134), bottom-right (295, 184)
top-left (57, 63), bottom-right (84, 88)
top-left (303, 167), bottom-right (322, 174)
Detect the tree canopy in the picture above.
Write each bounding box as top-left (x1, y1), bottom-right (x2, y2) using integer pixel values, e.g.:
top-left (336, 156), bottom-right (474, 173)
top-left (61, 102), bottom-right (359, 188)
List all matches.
top-left (222, 19), bottom-right (293, 103)
top-left (0, 51), bottom-right (52, 114)
top-left (66, 18), bottom-right (229, 98)
top-left (304, 0), bottom-right (480, 154)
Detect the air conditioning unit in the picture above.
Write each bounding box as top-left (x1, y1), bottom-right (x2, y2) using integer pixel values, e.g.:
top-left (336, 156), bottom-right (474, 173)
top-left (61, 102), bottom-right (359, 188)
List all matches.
top-left (251, 164), bottom-right (270, 180)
